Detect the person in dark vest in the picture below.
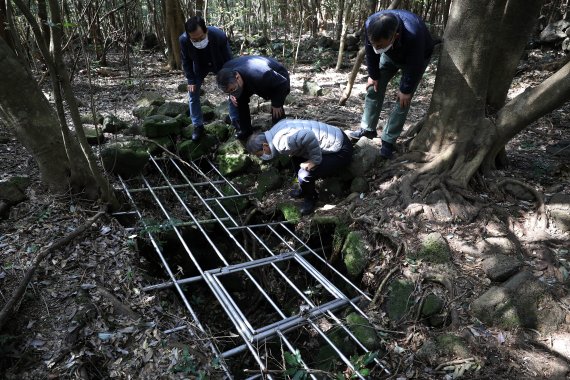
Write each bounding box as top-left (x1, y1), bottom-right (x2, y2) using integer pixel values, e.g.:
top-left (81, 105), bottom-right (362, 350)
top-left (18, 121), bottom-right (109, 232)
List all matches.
top-left (245, 119), bottom-right (353, 215)
top-left (179, 16), bottom-right (237, 141)
top-left (350, 10), bottom-right (434, 158)
top-left (216, 56), bottom-right (290, 140)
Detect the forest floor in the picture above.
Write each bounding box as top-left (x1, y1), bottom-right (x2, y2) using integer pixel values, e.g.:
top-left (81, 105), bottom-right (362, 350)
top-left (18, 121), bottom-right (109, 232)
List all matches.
top-left (1, 44), bottom-right (569, 380)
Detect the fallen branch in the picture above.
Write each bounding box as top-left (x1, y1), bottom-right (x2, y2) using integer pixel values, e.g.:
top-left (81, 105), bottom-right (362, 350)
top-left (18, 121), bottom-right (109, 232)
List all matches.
top-left (0, 210), bottom-right (106, 330)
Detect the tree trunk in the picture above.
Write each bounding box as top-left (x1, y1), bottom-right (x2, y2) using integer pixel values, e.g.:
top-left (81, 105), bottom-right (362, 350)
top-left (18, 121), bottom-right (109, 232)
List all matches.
top-left (410, 0), bottom-right (564, 188)
top-left (335, 0), bottom-right (354, 71)
top-left (165, 0), bottom-right (184, 69)
top-left (0, 39), bottom-right (76, 193)
top-left (0, 0), bottom-right (15, 51)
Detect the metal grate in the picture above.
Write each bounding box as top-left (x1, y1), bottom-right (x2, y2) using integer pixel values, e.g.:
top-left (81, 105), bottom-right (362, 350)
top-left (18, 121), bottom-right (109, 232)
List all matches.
top-left (114, 154), bottom-right (390, 379)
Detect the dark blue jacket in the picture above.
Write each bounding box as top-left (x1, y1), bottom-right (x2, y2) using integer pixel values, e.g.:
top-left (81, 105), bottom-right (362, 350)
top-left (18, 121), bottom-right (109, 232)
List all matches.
top-left (221, 56), bottom-right (290, 107)
top-left (179, 26), bottom-right (232, 85)
top-left (365, 10), bottom-right (434, 94)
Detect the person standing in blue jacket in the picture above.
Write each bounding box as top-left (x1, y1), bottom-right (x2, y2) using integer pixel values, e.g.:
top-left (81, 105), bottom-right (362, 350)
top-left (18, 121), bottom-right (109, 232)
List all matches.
top-left (350, 10), bottom-right (434, 158)
top-left (216, 56), bottom-right (290, 140)
top-left (179, 16), bottom-right (238, 141)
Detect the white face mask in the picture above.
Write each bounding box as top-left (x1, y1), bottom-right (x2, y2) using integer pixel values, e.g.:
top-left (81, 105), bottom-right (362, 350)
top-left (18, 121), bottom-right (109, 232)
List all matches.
top-left (373, 44), bottom-right (392, 55)
top-left (192, 36), bottom-right (209, 49)
top-left (260, 153), bottom-right (273, 161)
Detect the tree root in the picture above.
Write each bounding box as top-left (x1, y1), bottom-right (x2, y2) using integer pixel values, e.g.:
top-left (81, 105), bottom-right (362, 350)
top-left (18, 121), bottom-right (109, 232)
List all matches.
top-left (0, 210), bottom-right (106, 330)
top-left (424, 272), bottom-right (459, 329)
top-left (496, 178), bottom-right (548, 230)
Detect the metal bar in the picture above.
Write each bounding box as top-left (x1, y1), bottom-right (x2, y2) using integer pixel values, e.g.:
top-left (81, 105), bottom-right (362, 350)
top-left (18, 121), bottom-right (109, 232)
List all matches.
top-left (137, 173), bottom-right (273, 376)
top-left (126, 181), bottom-right (225, 193)
top-left (202, 192), bottom-right (255, 201)
top-left (143, 249), bottom-right (313, 292)
top-left (116, 175), bottom-right (233, 378)
top-left (123, 217), bottom-right (230, 232)
top-left (226, 221), bottom-right (290, 231)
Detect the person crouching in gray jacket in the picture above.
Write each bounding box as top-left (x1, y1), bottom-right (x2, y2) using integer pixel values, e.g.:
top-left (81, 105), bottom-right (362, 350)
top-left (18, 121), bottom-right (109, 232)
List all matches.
top-left (245, 119), bottom-right (353, 215)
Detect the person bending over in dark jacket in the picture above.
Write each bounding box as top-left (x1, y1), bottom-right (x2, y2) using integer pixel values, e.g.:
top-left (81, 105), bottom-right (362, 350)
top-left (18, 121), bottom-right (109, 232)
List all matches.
top-left (246, 119), bottom-right (353, 215)
top-left (217, 56), bottom-right (290, 140)
top-left (350, 10), bottom-right (434, 158)
top-left (179, 16), bottom-right (237, 141)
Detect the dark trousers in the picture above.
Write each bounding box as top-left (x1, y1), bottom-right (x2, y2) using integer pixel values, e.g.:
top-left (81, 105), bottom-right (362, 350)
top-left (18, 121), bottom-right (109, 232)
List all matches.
top-left (292, 133), bottom-right (353, 199)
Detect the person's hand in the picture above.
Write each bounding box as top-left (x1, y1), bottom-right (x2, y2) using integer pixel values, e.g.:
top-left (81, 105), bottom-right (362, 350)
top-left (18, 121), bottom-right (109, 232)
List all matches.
top-left (271, 106), bottom-right (284, 119)
top-left (367, 77), bottom-right (379, 92)
top-left (300, 161), bottom-right (316, 171)
top-left (188, 84), bottom-right (196, 93)
top-left (397, 91), bottom-right (412, 108)
top-left (230, 95), bottom-right (238, 107)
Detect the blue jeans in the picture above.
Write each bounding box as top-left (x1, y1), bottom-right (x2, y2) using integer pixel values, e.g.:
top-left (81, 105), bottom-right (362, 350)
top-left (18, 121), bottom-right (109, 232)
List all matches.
top-left (188, 77), bottom-right (239, 126)
top-left (360, 54), bottom-right (429, 144)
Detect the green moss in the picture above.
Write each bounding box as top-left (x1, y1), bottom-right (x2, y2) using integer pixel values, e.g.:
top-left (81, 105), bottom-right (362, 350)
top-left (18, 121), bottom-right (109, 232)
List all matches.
top-left (346, 313), bottom-right (379, 350)
top-left (421, 293), bottom-right (444, 317)
top-left (413, 233), bottom-right (451, 264)
top-left (436, 334), bottom-right (470, 358)
top-left (279, 203), bottom-right (301, 223)
top-left (342, 231), bottom-right (369, 277)
top-left (386, 279), bottom-right (414, 321)
top-left (256, 167), bottom-right (282, 197)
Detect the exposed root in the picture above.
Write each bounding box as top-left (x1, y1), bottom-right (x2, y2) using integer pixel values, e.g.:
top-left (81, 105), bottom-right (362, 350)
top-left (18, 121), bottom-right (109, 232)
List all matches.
top-left (371, 265), bottom-right (400, 307)
top-left (496, 178), bottom-right (548, 230)
top-left (424, 272), bottom-right (459, 329)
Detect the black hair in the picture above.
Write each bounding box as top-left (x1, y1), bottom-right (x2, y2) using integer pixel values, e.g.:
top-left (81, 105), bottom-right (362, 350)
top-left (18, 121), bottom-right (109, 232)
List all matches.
top-left (184, 16), bottom-right (207, 35)
top-left (216, 68), bottom-right (238, 91)
top-left (367, 13), bottom-right (399, 43)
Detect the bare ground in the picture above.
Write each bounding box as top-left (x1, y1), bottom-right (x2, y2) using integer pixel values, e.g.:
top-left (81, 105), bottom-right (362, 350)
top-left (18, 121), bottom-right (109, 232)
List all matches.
top-left (0, 45), bottom-right (569, 379)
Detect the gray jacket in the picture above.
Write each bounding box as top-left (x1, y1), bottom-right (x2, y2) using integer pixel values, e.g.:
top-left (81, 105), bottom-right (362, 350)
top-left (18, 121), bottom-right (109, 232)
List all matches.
top-left (264, 119), bottom-right (346, 165)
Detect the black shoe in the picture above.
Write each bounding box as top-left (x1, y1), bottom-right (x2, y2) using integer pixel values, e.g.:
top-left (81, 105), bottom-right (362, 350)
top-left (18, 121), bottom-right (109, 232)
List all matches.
top-left (349, 128), bottom-right (377, 139)
top-left (380, 140), bottom-right (394, 158)
top-left (290, 187), bottom-right (303, 199)
top-left (191, 125), bottom-right (204, 142)
top-left (235, 128), bottom-right (252, 140)
top-left (300, 197), bottom-right (317, 216)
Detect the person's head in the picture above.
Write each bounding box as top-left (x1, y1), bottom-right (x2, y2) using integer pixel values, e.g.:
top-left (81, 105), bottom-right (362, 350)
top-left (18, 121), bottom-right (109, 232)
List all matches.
top-left (245, 132), bottom-right (273, 160)
top-left (367, 13), bottom-right (399, 54)
top-left (217, 68), bottom-right (244, 98)
top-left (185, 16), bottom-right (208, 48)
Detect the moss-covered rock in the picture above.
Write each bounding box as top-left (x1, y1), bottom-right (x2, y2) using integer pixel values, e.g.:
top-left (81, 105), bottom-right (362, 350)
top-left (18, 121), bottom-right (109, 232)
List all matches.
top-left (346, 313), bottom-right (379, 350)
top-left (205, 121), bottom-right (231, 142)
top-left (341, 231), bottom-right (370, 277)
top-left (80, 113), bottom-right (104, 125)
top-left (100, 143), bottom-right (149, 178)
top-left (256, 167), bottom-right (283, 197)
top-left (413, 232), bottom-right (451, 264)
top-left (157, 101), bottom-right (188, 117)
top-left (136, 91), bottom-right (165, 107)
top-left (216, 140), bottom-right (251, 175)
top-left (133, 105), bottom-right (159, 119)
top-left (102, 115), bottom-right (128, 133)
top-left (435, 334), bottom-right (470, 358)
top-left (320, 177), bottom-right (345, 198)
top-left (83, 126), bottom-right (106, 145)
top-left (0, 178), bottom-right (27, 204)
top-left (421, 293), bottom-right (444, 317)
top-left (147, 136), bottom-right (175, 155)
top-left (142, 115), bottom-right (181, 138)
top-left (201, 105), bottom-right (216, 123)
top-left (386, 279), bottom-right (414, 321)
top-left (177, 135), bottom-right (217, 161)
top-left (174, 114), bottom-right (193, 128)
top-left (350, 177), bottom-right (369, 193)
top-left (279, 203), bottom-right (301, 223)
